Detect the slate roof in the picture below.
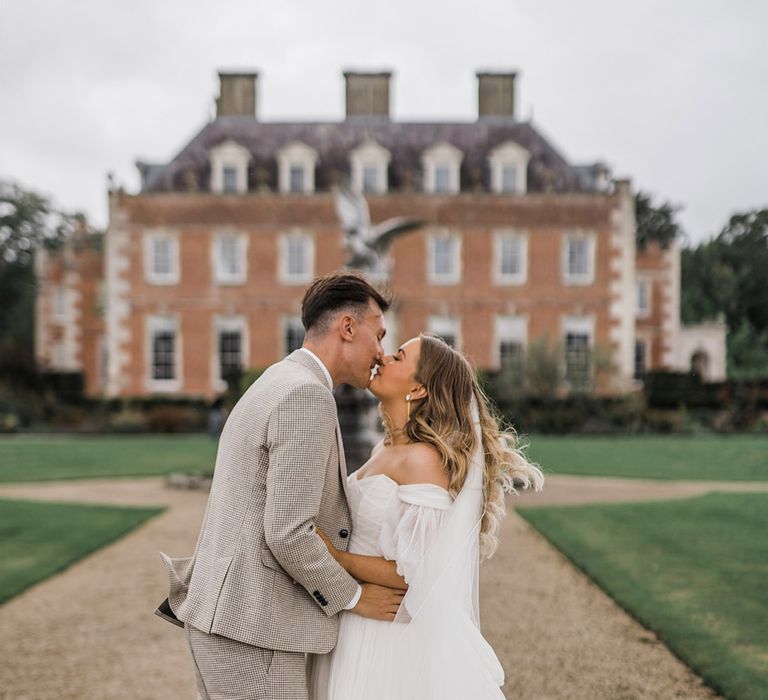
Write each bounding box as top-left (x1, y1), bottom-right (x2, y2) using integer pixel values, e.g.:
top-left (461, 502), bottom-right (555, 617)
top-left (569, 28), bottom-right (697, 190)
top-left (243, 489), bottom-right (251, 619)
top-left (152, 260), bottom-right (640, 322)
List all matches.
top-left (139, 116), bottom-right (595, 194)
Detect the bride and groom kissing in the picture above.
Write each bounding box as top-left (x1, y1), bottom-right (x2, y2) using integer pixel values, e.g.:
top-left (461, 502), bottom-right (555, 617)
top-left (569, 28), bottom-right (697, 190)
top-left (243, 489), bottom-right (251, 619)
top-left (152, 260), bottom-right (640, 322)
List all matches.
top-left (156, 272), bottom-right (543, 699)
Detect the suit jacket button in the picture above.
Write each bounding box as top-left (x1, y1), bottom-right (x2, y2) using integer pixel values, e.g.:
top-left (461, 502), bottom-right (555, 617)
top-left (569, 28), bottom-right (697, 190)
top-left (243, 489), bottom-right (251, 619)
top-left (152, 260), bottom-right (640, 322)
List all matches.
top-left (339, 529), bottom-right (349, 539)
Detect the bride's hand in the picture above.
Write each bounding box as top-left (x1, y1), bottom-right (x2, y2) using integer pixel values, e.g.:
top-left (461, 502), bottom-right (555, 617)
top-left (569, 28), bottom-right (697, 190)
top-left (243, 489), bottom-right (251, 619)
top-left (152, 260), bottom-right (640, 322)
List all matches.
top-left (316, 527), bottom-right (346, 566)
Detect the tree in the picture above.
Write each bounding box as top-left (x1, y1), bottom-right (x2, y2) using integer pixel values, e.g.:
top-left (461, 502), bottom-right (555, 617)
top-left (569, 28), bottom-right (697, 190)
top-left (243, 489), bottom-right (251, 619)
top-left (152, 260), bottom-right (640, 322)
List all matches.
top-left (717, 210), bottom-right (768, 333)
top-left (681, 208), bottom-right (768, 378)
top-left (680, 244), bottom-right (732, 324)
top-left (0, 180), bottom-right (80, 356)
top-left (635, 191), bottom-right (682, 250)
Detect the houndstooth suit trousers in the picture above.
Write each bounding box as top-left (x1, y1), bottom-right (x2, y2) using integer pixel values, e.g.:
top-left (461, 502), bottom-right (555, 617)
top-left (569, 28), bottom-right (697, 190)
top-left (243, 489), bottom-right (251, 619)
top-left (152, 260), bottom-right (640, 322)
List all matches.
top-left (185, 624), bottom-right (308, 700)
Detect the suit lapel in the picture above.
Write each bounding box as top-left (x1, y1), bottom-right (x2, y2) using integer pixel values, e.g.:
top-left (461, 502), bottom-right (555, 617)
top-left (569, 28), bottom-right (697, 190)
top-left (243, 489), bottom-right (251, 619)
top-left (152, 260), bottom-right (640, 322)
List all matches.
top-left (286, 350), bottom-right (350, 502)
top-left (335, 421), bottom-right (350, 501)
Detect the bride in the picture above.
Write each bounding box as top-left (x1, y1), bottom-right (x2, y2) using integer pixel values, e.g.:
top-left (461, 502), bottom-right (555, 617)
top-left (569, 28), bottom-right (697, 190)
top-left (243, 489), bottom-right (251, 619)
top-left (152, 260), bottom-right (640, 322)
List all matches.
top-left (308, 333), bottom-right (544, 699)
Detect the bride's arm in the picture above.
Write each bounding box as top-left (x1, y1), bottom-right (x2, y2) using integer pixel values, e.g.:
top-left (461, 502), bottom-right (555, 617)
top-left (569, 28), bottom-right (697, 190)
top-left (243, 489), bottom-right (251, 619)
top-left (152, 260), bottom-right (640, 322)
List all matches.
top-left (317, 529), bottom-right (407, 590)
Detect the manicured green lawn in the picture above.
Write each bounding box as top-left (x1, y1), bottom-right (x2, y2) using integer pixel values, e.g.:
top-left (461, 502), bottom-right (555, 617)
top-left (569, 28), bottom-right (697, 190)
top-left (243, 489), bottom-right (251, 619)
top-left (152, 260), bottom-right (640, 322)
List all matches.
top-left (0, 498), bottom-right (163, 605)
top-left (518, 493), bottom-right (768, 700)
top-left (526, 435), bottom-right (768, 481)
top-left (0, 435), bottom-right (217, 483)
top-left (0, 434), bottom-right (765, 484)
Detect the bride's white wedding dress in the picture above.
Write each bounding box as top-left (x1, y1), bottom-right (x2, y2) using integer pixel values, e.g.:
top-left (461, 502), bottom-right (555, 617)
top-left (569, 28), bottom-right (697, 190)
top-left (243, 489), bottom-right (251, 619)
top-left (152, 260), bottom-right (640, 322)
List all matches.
top-left (308, 470), bottom-right (505, 699)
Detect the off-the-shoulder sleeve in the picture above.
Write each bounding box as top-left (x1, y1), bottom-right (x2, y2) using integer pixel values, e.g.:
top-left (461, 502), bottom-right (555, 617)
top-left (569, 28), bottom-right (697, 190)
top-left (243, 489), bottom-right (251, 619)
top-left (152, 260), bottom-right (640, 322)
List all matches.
top-left (379, 484), bottom-right (453, 584)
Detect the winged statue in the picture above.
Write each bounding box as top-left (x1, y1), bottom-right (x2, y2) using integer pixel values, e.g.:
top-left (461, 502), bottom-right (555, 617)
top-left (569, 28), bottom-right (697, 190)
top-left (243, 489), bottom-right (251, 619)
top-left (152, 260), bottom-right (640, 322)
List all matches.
top-left (334, 184), bottom-right (426, 281)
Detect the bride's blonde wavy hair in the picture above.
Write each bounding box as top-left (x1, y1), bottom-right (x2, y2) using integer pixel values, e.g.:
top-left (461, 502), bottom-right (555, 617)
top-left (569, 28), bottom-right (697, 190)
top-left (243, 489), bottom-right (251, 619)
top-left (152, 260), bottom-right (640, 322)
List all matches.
top-left (385, 334), bottom-right (544, 560)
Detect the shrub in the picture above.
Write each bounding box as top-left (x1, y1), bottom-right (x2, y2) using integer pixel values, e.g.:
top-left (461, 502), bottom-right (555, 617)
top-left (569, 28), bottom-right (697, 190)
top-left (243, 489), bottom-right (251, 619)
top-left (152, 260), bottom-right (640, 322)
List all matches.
top-left (493, 394), bottom-right (645, 435)
top-left (145, 405), bottom-right (205, 433)
top-left (40, 371), bottom-right (85, 402)
top-left (107, 408), bottom-right (147, 433)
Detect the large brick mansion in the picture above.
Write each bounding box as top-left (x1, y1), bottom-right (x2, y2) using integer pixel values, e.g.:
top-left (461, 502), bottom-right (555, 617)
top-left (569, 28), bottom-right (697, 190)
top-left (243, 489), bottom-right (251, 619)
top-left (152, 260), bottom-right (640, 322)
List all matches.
top-left (35, 69), bottom-right (726, 398)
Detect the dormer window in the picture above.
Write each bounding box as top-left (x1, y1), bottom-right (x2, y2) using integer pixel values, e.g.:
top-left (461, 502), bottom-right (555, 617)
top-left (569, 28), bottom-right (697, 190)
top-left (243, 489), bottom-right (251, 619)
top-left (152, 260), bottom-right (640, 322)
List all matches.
top-left (289, 165), bottom-right (305, 193)
top-left (434, 166), bottom-right (452, 193)
top-left (501, 165), bottom-right (517, 191)
top-left (422, 142), bottom-right (463, 194)
top-left (488, 141), bottom-right (530, 194)
top-left (222, 166), bottom-right (238, 193)
top-left (363, 165), bottom-right (378, 192)
top-left (277, 142), bottom-right (318, 194)
top-left (209, 140), bottom-right (250, 194)
top-left (350, 140), bottom-right (391, 194)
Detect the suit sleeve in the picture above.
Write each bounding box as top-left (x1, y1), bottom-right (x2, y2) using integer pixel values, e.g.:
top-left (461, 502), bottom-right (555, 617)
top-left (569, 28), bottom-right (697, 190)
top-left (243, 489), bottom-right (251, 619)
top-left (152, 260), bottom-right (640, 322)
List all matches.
top-left (264, 382), bottom-right (359, 616)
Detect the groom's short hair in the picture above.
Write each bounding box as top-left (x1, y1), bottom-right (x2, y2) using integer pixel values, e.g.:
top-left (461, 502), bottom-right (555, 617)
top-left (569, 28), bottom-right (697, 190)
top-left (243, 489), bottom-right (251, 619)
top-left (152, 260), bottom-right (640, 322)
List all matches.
top-left (302, 273), bottom-right (391, 336)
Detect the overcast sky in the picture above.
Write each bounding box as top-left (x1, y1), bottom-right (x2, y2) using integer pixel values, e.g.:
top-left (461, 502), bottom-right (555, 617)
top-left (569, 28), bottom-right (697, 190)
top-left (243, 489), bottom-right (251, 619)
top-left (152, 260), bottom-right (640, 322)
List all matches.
top-left (1, 0), bottom-right (766, 244)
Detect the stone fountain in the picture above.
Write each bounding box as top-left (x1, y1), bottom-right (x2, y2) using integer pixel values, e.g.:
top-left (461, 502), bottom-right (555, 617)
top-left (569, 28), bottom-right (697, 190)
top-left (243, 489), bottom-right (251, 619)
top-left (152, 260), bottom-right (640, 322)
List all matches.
top-left (333, 184), bottom-right (425, 472)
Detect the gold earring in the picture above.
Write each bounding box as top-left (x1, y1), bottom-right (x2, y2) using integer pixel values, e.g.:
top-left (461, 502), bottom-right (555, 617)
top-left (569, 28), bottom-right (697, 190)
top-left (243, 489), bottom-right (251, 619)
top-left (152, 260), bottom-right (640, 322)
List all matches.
top-left (405, 393), bottom-right (412, 421)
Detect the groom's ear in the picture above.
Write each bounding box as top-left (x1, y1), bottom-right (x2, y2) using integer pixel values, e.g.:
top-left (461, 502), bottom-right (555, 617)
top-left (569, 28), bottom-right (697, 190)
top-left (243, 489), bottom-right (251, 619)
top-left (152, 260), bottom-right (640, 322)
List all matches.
top-left (338, 313), bottom-right (356, 341)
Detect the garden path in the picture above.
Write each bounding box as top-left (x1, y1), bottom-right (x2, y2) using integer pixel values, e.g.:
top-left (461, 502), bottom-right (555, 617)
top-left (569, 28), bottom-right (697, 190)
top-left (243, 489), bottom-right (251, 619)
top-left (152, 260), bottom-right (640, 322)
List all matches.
top-left (3, 474), bottom-right (763, 698)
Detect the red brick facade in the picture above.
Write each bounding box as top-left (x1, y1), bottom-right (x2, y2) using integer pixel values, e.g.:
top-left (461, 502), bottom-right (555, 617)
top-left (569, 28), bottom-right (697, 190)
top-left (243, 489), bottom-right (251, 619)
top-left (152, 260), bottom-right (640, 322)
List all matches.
top-left (37, 69), bottom-right (707, 397)
top-left (91, 186), bottom-right (638, 398)
top-left (634, 240), bottom-right (680, 377)
top-left (35, 232), bottom-right (105, 395)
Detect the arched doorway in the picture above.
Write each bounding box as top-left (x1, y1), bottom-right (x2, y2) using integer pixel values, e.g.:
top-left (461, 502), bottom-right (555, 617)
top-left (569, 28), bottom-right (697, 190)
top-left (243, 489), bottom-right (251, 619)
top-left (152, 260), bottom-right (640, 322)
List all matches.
top-left (690, 350), bottom-right (710, 380)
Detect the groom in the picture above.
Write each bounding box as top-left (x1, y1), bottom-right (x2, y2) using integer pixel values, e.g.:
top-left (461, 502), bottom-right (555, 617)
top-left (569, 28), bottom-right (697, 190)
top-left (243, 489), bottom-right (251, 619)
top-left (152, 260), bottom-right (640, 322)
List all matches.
top-left (157, 273), bottom-right (404, 699)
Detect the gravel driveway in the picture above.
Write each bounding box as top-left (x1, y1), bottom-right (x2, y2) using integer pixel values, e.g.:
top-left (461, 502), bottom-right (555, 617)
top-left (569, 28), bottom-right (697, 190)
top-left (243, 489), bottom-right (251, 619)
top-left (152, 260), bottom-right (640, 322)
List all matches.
top-left (3, 475), bottom-right (760, 699)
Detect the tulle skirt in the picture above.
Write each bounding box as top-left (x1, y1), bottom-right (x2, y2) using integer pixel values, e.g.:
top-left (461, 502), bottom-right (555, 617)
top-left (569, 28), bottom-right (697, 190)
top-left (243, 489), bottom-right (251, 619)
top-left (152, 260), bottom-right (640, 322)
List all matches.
top-left (308, 606), bottom-right (505, 700)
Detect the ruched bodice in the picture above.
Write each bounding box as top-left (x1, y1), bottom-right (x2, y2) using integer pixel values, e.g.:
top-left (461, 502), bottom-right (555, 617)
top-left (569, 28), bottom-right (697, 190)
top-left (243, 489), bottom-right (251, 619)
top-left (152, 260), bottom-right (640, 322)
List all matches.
top-left (308, 471), bottom-right (504, 700)
top-left (347, 473), bottom-right (452, 559)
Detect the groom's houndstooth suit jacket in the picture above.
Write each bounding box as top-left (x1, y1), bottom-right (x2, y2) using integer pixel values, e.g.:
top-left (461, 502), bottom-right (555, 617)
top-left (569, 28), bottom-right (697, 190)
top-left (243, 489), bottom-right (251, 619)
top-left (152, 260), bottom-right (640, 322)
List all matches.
top-left (160, 350), bottom-right (359, 654)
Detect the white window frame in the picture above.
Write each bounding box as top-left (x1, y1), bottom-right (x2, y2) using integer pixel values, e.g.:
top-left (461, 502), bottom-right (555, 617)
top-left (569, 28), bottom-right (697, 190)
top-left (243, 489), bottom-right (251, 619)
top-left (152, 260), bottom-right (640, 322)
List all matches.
top-left (493, 229), bottom-right (528, 285)
top-left (209, 140), bottom-right (250, 194)
top-left (212, 230), bottom-right (248, 285)
top-left (282, 314), bottom-right (306, 356)
top-left (52, 285), bottom-right (67, 322)
top-left (427, 230), bottom-right (462, 285)
top-left (562, 231), bottom-right (596, 286)
top-left (422, 142), bottom-right (463, 194)
top-left (277, 141), bottom-right (318, 194)
top-left (488, 141), bottom-right (530, 194)
top-left (350, 140), bottom-right (391, 195)
top-left (427, 315), bottom-right (462, 351)
top-left (213, 315), bottom-right (248, 391)
top-left (636, 277), bottom-right (651, 318)
top-left (144, 230), bottom-right (180, 285)
top-left (279, 229), bottom-right (315, 284)
top-left (494, 315), bottom-right (528, 368)
top-left (146, 315), bottom-right (181, 393)
top-left (562, 315), bottom-right (595, 390)
top-left (52, 342), bottom-right (66, 369)
top-left (634, 336), bottom-right (648, 381)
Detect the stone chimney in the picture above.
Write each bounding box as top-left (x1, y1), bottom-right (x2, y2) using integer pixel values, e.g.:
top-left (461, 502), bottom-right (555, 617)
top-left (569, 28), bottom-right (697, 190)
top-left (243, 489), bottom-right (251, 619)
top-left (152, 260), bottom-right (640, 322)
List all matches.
top-left (344, 71), bottom-right (392, 119)
top-left (477, 71), bottom-right (517, 119)
top-left (216, 71), bottom-right (258, 118)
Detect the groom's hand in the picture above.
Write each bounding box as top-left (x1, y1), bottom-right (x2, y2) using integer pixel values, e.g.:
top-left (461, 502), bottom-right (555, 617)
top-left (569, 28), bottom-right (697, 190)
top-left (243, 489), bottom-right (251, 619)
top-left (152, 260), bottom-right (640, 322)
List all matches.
top-left (350, 583), bottom-right (405, 621)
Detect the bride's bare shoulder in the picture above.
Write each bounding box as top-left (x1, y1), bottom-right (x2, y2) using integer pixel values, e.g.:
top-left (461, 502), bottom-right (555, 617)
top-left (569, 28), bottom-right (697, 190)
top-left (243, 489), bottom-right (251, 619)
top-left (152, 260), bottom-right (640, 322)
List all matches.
top-left (370, 438), bottom-right (386, 458)
top-left (395, 443), bottom-right (449, 489)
